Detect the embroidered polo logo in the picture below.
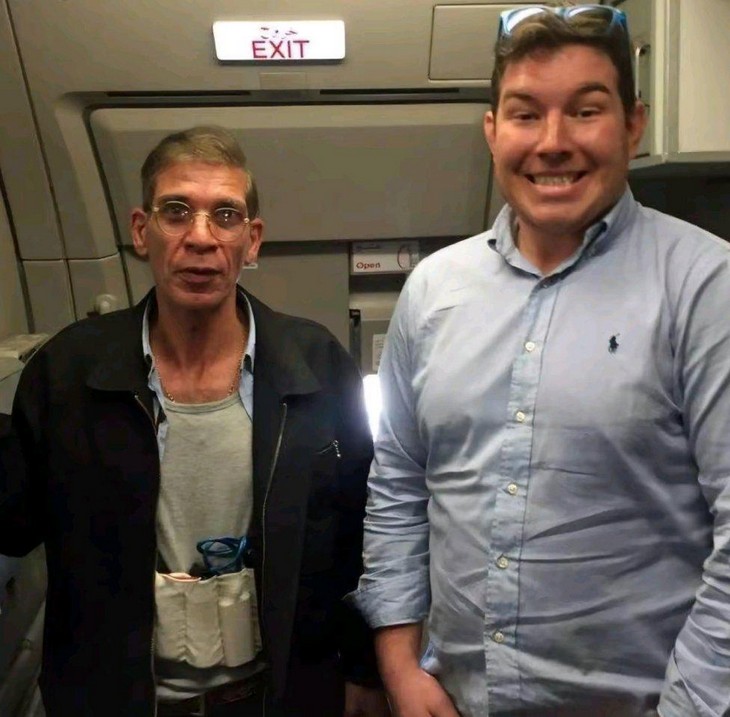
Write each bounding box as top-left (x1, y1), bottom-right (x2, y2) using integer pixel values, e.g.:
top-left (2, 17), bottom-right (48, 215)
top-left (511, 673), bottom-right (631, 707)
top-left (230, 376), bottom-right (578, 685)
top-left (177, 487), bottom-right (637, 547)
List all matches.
top-left (608, 334), bottom-right (620, 353)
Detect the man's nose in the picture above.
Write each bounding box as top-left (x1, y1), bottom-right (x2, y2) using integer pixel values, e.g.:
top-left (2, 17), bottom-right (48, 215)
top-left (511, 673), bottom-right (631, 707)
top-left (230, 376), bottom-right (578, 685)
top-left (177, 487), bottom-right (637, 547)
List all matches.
top-left (536, 112), bottom-right (572, 158)
top-left (183, 213), bottom-right (217, 248)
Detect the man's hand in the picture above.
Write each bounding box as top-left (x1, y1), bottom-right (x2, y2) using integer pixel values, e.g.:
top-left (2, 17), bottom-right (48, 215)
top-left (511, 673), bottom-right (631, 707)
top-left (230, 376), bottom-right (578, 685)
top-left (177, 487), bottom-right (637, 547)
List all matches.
top-left (375, 625), bottom-right (460, 717)
top-left (344, 682), bottom-right (391, 717)
top-left (385, 667), bottom-right (460, 717)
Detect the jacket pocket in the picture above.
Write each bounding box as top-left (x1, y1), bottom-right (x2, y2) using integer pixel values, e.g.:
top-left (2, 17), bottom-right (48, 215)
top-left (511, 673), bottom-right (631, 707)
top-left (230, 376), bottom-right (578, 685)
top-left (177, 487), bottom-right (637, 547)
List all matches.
top-left (301, 442), bottom-right (341, 574)
top-left (309, 440), bottom-right (341, 516)
top-left (316, 439), bottom-right (341, 458)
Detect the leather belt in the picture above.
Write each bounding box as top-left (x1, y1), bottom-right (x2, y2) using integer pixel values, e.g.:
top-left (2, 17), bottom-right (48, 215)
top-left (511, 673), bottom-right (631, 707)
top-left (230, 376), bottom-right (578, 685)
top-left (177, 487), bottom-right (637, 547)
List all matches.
top-left (157, 673), bottom-right (265, 716)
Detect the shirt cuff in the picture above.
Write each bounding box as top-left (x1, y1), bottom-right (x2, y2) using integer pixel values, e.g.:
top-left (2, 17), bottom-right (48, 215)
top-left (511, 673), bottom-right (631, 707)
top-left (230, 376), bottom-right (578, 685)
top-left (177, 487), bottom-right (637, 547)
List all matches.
top-left (345, 571), bottom-right (430, 629)
top-left (657, 651), bottom-right (703, 717)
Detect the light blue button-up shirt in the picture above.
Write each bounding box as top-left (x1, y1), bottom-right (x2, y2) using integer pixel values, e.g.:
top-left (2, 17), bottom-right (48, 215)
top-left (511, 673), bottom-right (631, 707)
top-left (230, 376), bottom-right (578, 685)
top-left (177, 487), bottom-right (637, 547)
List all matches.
top-left (349, 190), bottom-right (730, 717)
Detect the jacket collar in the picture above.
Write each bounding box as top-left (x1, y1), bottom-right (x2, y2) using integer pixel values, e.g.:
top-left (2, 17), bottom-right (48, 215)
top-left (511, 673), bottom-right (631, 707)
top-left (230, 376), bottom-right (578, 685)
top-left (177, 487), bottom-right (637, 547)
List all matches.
top-left (244, 288), bottom-right (321, 399)
top-left (85, 294), bottom-right (151, 394)
top-left (85, 287), bottom-right (321, 399)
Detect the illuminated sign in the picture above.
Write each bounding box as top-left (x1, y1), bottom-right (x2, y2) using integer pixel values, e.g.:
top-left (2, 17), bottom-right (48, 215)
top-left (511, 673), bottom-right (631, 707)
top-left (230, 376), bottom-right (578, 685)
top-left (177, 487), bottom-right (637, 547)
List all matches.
top-left (213, 20), bottom-right (346, 61)
top-left (351, 241), bottom-right (421, 274)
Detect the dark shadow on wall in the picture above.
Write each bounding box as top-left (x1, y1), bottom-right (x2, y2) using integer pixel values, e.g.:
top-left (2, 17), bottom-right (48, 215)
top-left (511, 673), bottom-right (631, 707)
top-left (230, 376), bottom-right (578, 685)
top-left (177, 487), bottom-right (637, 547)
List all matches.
top-left (630, 174), bottom-right (730, 241)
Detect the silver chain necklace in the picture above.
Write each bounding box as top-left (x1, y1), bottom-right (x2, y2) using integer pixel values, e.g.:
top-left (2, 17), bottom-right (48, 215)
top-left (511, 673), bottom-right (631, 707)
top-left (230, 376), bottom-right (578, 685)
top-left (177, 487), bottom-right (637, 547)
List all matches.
top-left (159, 341), bottom-right (246, 403)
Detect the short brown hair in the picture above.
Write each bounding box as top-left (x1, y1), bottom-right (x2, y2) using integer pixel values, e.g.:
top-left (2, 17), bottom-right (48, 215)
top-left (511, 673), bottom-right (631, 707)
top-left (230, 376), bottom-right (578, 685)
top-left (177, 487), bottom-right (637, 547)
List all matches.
top-left (490, 9), bottom-right (636, 118)
top-left (141, 126), bottom-right (260, 217)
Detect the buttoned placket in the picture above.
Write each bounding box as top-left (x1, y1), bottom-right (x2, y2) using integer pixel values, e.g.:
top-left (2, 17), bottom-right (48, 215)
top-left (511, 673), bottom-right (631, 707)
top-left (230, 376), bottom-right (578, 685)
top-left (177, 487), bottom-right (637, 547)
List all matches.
top-left (483, 272), bottom-right (562, 708)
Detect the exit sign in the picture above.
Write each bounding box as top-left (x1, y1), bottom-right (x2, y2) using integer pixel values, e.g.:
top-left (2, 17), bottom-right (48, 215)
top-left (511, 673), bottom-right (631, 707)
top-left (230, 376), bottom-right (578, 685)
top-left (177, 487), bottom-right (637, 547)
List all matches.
top-left (213, 20), bottom-right (346, 61)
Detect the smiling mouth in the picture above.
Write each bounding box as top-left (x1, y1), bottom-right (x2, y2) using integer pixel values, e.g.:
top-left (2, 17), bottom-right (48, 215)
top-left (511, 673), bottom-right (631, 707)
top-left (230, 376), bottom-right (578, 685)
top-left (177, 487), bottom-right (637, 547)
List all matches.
top-left (527, 172), bottom-right (587, 186)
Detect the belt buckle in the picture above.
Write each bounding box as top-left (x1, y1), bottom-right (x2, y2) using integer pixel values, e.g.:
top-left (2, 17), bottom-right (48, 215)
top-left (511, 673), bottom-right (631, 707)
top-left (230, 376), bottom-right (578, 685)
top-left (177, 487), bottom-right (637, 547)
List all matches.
top-left (206, 677), bottom-right (260, 707)
top-left (157, 695), bottom-right (206, 717)
top-left (190, 696), bottom-right (206, 717)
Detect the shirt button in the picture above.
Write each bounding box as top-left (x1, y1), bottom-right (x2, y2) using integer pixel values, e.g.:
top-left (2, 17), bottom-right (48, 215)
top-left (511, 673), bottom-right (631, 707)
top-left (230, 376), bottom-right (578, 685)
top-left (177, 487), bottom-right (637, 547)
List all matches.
top-left (492, 631), bottom-right (505, 644)
top-left (524, 341), bottom-right (536, 352)
top-left (507, 483), bottom-right (518, 496)
top-left (515, 411), bottom-right (526, 423)
top-left (497, 556), bottom-right (509, 569)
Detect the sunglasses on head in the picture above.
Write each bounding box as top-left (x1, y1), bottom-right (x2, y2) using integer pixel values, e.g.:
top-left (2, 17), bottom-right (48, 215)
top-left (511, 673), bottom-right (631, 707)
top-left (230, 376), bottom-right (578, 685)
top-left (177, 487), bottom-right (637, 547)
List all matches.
top-left (498, 5), bottom-right (628, 39)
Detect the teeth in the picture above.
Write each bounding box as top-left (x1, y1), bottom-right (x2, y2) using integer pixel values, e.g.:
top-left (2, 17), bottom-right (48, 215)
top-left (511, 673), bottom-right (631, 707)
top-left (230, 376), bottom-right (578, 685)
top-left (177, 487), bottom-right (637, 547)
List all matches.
top-left (533, 174), bottom-right (579, 186)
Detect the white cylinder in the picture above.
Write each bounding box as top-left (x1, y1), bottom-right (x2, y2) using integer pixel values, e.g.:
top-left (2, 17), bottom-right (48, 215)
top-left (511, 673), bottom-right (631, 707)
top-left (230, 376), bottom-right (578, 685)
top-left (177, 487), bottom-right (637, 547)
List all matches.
top-left (219, 593), bottom-right (256, 667)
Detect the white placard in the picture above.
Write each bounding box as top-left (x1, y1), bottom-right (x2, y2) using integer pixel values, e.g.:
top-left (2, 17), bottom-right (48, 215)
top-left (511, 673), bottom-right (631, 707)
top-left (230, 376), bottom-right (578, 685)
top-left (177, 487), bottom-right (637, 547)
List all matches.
top-left (351, 241), bottom-right (420, 274)
top-left (213, 20), bottom-right (346, 61)
top-left (372, 334), bottom-right (387, 373)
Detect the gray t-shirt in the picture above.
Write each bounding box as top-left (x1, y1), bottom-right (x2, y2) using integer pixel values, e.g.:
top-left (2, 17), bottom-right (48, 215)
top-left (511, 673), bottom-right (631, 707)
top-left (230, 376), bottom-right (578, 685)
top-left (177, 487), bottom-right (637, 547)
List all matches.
top-left (156, 391), bottom-right (253, 574)
top-left (155, 391), bottom-right (262, 701)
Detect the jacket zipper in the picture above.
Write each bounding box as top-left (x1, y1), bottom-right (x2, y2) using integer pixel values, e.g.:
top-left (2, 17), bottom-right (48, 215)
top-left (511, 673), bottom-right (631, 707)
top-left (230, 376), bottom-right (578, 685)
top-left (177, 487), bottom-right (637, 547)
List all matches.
top-left (134, 393), bottom-right (160, 717)
top-left (260, 402), bottom-right (288, 649)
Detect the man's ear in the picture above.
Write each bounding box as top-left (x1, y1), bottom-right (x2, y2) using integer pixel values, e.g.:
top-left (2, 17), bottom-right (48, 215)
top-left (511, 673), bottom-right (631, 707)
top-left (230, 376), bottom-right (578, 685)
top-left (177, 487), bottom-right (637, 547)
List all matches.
top-left (131, 208), bottom-right (149, 259)
top-left (484, 109), bottom-right (497, 154)
top-left (626, 99), bottom-right (648, 159)
top-left (244, 218), bottom-right (264, 266)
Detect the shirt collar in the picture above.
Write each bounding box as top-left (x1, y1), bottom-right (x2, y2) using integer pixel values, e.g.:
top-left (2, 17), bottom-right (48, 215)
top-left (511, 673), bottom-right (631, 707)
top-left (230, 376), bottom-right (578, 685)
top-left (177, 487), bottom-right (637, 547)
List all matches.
top-left (488, 187), bottom-right (637, 276)
top-left (142, 291), bottom-right (256, 377)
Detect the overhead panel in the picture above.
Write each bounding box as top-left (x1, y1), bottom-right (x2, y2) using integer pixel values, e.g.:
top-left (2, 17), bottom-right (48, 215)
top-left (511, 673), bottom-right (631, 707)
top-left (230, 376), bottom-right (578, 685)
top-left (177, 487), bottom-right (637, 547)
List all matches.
top-left (0, 2), bottom-right (64, 262)
top-left (22, 261), bottom-right (75, 335)
top-left (430, 5), bottom-right (515, 81)
top-left (90, 103), bottom-right (490, 244)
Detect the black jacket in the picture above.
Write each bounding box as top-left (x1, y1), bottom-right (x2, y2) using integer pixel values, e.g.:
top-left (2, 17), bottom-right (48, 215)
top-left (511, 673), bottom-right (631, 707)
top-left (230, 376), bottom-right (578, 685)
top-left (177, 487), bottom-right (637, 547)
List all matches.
top-left (0, 288), bottom-right (377, 716)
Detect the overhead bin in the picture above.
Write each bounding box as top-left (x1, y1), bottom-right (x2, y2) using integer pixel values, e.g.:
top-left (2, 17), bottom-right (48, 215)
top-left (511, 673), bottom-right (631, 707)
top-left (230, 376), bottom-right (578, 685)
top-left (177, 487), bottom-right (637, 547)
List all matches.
top-left (90, 103), bottom-right (490, 244)
top-left (430, 4), bottom-right (516, 81)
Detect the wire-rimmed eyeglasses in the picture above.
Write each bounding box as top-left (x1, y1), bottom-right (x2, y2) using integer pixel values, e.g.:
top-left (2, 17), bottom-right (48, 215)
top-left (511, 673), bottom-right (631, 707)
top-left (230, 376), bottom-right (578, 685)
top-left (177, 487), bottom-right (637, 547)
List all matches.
top-left (150, 200), bottom-right (250, 243)
top-left (498, 5), bottom-right (628, 39)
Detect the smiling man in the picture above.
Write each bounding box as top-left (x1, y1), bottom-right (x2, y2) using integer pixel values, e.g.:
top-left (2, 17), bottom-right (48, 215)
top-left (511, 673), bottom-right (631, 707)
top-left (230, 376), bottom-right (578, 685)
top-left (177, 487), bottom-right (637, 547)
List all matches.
top-left (349, 6), bottom-right (730, 717)
top-left (0, 127), bottom-right (389, 717)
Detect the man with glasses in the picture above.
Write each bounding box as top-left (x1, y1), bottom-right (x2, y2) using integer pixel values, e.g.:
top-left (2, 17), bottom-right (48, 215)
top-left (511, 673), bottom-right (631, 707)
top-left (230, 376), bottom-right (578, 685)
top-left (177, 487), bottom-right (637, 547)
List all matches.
top-left (0, 126), bottom-right (389, 717)
top-left (350, 6), bottom-right (730, 717)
